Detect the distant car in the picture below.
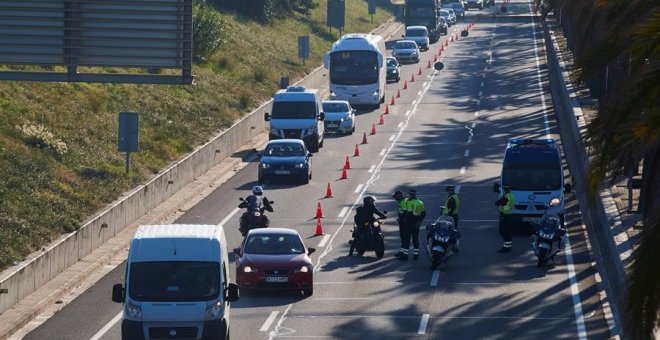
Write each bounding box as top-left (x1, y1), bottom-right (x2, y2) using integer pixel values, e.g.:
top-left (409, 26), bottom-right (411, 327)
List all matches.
top-left (450, 3), bottom-right (466, 19)
top-left (386, 56), bottom-right (401, 82)
top-left (438, 10), bottom-right (455, 26)
top-left (439, 17), bottom-right (449, 35)
top-left (403, 25), bottom-right (430, 51)
top-left (392, 40), bottom-right (420, 64)
top-left (465, 0), bottom-right (484, 10)
top-left (322, 100), bottom-right (356, 135)
top-left (443, 8), bottom-right (458, 23)
top-left (258, 139), bottom-right (312, 184)
top-left (234, 228), bottom-right (315, 296)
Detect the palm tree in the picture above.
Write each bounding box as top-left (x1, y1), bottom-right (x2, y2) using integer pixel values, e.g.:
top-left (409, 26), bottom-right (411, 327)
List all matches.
top-left (543, 0), bottom-right (659, 338)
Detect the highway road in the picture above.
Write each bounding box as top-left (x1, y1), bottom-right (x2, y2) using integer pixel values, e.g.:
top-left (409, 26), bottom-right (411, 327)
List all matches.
top-left (23, 1), bottom-right (612, 339)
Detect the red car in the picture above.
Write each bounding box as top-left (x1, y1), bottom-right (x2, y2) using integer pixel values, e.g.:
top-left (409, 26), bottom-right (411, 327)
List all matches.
top-left (234, 228), bottom-right (315, 296)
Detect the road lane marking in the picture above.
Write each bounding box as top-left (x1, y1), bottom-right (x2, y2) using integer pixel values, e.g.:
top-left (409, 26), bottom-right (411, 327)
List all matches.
top-left (268, 304), bottom-right (293, 339)
top-left (261, 311), bottom-right (280, 332)
top-left (474, 111), bottom-right (479, 117)
top-left (219, 207), bottom-right (240, 227)
top-left (482, 73), bottom-right (486, 79)
top-left (417, 91), bottom-right (422, 96)
top-left (460, 166), bottom-right (466, 175)
top-left (389, 135), bottom-right (395, 141)
top-left (354, 184), bottom-right (364, 194)
top-left (89, 311), bottom-right (122, 340)
top-left (338, 207), bottom-right (348, 218)
top-left (405, 110), bottom-right (411, 116)
top-left (368, 165), bottom-right (376, 173)
top-left (318, 234), bottom-right (331, 248)
top-left (418, 314), bottom-right (430, 334)
top-left (380, 148), bottom-right (387, 156)
top-left (455, 185), bottom-right (461, 193)
top-left (480, 81), bottom-right (484, 87)
top-left (397, 122), bottom-right (404, 128)
top-left (412, 100), bottom-right (417, 105)
top-left (467, 135), bottom-right (473, 144)
top-left (423, 82), bottom-right (428, 86)
top-left (464, 150), bottom-right (470, 157)
top-left (528, 0), bottom-right (551, 139)
top-left (471, 122), bottom-right (476, 129)
top-left (430, 270), bottom-right (440, 287)
top-left (478, 90), bottom-right (483, 96)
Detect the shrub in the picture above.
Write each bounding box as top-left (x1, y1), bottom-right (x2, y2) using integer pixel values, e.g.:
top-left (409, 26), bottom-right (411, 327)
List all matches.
top-left (193, 4), bottom-right (229, 60)
top-left (17, 123), bottom-right (68, 156)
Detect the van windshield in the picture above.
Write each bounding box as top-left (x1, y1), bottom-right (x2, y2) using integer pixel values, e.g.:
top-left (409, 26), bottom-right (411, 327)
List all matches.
top-left (129, 261), bottom-right (220, 302)
top-left (271, 101), bottom-right (317, 119)
top-left (406, 29), bottom-right (427, 37)
top-left (502, 168), bottom-right (562, 191)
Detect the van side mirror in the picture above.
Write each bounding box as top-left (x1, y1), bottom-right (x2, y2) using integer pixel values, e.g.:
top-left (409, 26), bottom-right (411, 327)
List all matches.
top-left (112, 284), bottom-right (124, 303)
top-left (225, 283), bottom-right (240, 302)
top-left (461, 30), bottom-right (469, 37)
top-left (434, 62), bottom-right (445, 71)
top-left (493, 183), bottom-right (500, 193)
top-left (564, 183), bottom-right (572, 193)
top-left (307, 247), bottom-right (316, 255)
top-left (318, 112), bottom-right (325, 121)
top-left (401, 34), bottom-right (405, 38)
top-left (264, 112), bottom-right (270, 121)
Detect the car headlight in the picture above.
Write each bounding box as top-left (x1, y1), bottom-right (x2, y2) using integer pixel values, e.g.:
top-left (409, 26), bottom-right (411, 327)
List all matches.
top-left (243, 266), bottom-right (258, 273)
top-left (372, 90), bottom-right (379, 96)
top-left (294, 163), bottom-right (305, 168)
top-left (330, 92), bottom-right (337, 97)
top-left (392, 69), bottom-right (398, 73)
top-left (261, 163), bottom-right (270, 169)
top-left (126, 299), bottom-right (142, 319)
top-left (205, 300), bottom-right (224, 320)
top-left (412, 51), bottom-right (418, 55)
top-left (294, 265), bottom-right (312, 273)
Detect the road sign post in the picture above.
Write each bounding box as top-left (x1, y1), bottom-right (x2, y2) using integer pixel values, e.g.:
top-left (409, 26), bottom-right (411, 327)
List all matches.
top-left (368, 0), bottom-right (376, 23)
top-left (118, 112), bottom-right (139, 174)
top-left (298, 36), bottom-right (310, 65)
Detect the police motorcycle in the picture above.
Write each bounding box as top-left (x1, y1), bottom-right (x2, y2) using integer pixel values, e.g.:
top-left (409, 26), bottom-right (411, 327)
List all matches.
top-left (530, 198), bottom-right (567, 267)
top-left (348, 196), bottom-right (387, 259)
top-left (425, 213), bottom-right (461, 270)
top-left (238, 189), bottom-right (273, 237)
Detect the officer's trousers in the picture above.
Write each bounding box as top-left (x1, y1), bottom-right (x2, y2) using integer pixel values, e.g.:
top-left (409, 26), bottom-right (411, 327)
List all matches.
top-left (402, 219), bottom-right (421, 254)
top-left (499, 213), bottom-right (512, 248)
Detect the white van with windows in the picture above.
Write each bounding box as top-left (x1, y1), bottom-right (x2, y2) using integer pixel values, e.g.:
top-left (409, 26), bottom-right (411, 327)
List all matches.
top-left (265, 86), bottom-right (325, 152)
top-left (112, 224), bottom-right (239, 340)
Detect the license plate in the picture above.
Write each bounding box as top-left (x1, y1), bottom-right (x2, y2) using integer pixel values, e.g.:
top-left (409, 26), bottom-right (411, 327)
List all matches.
top-left (522, 217), bottom-right (537, 222)
top-left (274, 170), bottom-right (290, 175)
top-left (265, 276), bottom-right (288, 283)
top-left (327, 123), bottom-right (338, 128)
top-left (539, 242), bottom-right (551, 249)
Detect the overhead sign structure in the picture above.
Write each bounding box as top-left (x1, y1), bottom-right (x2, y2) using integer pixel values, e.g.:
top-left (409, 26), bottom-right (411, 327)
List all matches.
top-left (298, 36), bottom-right (310, 64)
top-left (0, 0), bottom-right (193, 85)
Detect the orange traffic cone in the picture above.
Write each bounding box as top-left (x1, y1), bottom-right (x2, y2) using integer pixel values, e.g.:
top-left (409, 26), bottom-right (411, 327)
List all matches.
top-left (354, 144), bottom-right (360, 157)
top-left (434, 54), bottom-right (438, 62)
top-left (344, 155), bottom-right (351, 170)
top-left (379, 114), bottom-right (385, 125)
top-left (361, 132), bottom-right (368, 144)
top-left (410, 74), bottom-right (415, 82)
top-left (384, 104), bottom-right (390, 114)
top-left (316, 201), bottom-right (324, 219)
top-left (445, 40), bottom-right (448, 46)
top-left (340, 168), bottom-right (349, 179)
top-left (441, 44), bottom-right (445, 52)
top-left (427, 60), bottom-right (432, 69)
top-left (370, 123), bottom-right (377, 135)
top-left (314, 217), bottom-right (324, 236)
top-left (396, 89), bottom-right (400, 98)
top-left (403, 80), bottom-right (408, 90)
top-left (325, 183), bottom-right (333, 198)
top-left (450, 35), bottom-right (454, 42)
top-left (390, 96), bottom-right (396, 105)
top-left (418, 67), bottom-right (422, 75)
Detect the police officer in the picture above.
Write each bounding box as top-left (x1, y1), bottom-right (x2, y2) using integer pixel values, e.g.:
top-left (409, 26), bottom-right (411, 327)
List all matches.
top-left (443, 185), bottom-right (460, 229)
top-left (495, 185), bottom-right (515, 252)
top-left (393, 190), bottom-right (409, 257)
top-left (399, 189), bottom-right (426, 260)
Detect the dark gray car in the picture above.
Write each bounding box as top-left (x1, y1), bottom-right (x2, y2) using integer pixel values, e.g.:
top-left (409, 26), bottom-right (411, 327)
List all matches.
top-left (386, 56), bottom-right (401, 82)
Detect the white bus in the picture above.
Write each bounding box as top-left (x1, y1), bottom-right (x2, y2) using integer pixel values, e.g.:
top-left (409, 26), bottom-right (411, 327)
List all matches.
top-left (323, 34), bottom-right (386, 108)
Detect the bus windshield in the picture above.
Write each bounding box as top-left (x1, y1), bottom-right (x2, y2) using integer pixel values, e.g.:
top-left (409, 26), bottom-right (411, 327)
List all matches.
top-left (330, 51), bottom-right (379, 85)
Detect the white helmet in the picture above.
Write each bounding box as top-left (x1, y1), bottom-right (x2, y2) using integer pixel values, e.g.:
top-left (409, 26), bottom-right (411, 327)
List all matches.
top-left (252, 186), bottom-right (264, 196)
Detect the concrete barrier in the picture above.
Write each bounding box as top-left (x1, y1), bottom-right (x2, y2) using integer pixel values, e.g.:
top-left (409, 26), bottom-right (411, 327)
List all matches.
top-left (0, 18), bottom-right (403, 316)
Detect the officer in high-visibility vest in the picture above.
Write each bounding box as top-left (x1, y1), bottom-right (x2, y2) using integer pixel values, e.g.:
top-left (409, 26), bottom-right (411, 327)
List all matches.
top-left (399, 189), bottom-right (426, 260)
top-left (443, 185), bottom-right (460, 229)
top-left (495, 185), bottom-right (515, 252)
top-left (393, 190), bottom-right (409, 258)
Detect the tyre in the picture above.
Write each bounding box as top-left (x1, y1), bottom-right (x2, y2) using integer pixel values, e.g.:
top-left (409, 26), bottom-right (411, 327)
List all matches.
top-left (301, 173), bottom-right (309, 184)
top-left (537, 248), bottom-right (548, 267)
top-left (303, 286), bottom-right (313, 297)
top-left (258, 174), bottom-right (265, 185)
top-left (308, 138), bottom-right (320, 152)
top-left (319, 137), bottom-right (324, 148)
top-left (396, 75), bottom-right (400, 82)
top-left (374, 234), bottom-right (385, 259)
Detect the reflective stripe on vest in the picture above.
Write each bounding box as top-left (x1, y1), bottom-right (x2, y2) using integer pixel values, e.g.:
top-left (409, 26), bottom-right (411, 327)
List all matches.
top-left (443, 193), bottom-right (460, 215)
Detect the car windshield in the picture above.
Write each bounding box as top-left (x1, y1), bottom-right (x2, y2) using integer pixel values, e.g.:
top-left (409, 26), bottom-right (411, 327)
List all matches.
top-left (395, 42), bottom-right (417, 49)
top-left (386, 58), bottom-right (398, 67)
top-left (439, 10), bottom-right (449, 17)
top-left (406, 29), bottom-right (426, 37)
top-left (264, 143), bottom-right (306, 157)
top-left (451, 4), bottom-right (463, 10)
top-left (271, 101), bottom-right (316, 119)
top-left (330, 50), bottom-right (379, 85)
top-left (129, 261), bottom-right (220, 302)
top-left (322, 102), bottom-right (349, 112)
top-left (244, 234), bottom-right (306, 255)
top-left (502, 168), bottom-right (562, 191)
top-left (406, 6), bottom-right (435, 18)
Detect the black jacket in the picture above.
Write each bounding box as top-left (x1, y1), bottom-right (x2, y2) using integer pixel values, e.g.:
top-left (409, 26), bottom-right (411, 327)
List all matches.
top-left (354, 204), bottom-right (386, 226)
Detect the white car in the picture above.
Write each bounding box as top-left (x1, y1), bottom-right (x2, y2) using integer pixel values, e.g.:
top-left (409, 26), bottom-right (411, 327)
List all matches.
top-left (322, 100), bottom-right (356, 135)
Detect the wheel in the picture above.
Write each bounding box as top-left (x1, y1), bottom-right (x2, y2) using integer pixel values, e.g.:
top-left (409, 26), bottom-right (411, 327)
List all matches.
top-left (374, 234), bottom-right (385, 259)
top-left (258, 174), bottom-right (265, 184)
top-left (303, 287), bottom-right (313, 297)
top-left (302, 173), bottom-right (309, 184)
top-left (350, 125), bottom-right (355, 134)
top-left (348, 242), bottom-right (355, 256)
top-left (537, 248), bottom-right (548, 267)
top-left (396, 75), bottom-right (400, 82)
top-left (308, 138), bottom-right (320, 152)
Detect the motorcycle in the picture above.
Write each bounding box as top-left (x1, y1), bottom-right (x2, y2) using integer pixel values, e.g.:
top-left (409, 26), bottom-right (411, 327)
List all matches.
top-left (425, 215), bottom-right (461, 270)
top-left (348, 214), bottom-right (386, 259)
top-left (238, 197), bottom-right (273, 237)
top-left (530, 198), bottom-right (567, 267)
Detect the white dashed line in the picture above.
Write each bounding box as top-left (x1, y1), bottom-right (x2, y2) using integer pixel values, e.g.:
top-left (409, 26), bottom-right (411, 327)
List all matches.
top-left (464, 150), bottom-right (470, 157)
top-left (471, 122), bottom-right (476, 129)
top-left (467, 135), bottom-right (473, 144)
top-left (389, 135), bottom-right (395, 141)
top-left (219, 207), bottom-right (240, 227)
top-left (418, 314), bottom-right (430, 334)
top-left (397, 122), bottom-right (404, 128)
top-left (368, 165), bottom-right (376, 173)
top-left (405, 110), bottom-right (412, 116)
top-left (380, 148), bottom-right (387, 156)
top-left (338, 207), bottom-right (348, 218)
top-left (354, 184), bottom-right (364, 194)
top-left (318, 234), bottom-right (331, 248)
top-left (260, 311), bottom-right (280, 332)
top-left (430, 270), bottom-right (440, 287)
top-left (417, 91), bottom-right (422, 96)
top-left (423, 82), bottom-right (428, 86)
top-left (460, 166), bottom-right (466, 175)
top-left (412, 100), bottom-right (417, 105)
top-left (478, 90), bottom-right (483, 96)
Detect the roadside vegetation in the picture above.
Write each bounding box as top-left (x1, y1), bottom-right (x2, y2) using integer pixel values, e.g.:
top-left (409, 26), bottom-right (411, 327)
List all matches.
top-left (0, 0), bottom-right (397, 270)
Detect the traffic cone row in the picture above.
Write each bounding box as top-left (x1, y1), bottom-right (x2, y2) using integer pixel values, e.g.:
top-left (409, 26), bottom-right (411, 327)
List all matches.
top-left (379, 114), bottom-right (385, 125)
top-left (344, 155), bottom-right (351, 170)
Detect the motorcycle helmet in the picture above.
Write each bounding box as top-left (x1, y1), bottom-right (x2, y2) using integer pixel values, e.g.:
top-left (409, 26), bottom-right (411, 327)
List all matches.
top-left (363, 195), bottom-right (376, 206)
top-left (252, 185), bottom-right (264, 196)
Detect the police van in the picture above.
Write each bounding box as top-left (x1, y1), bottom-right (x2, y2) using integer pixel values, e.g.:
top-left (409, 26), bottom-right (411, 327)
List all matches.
top-left (265, 86), bottom-right (325, 152)
top-left (493, 139), bottom-right (571, 230)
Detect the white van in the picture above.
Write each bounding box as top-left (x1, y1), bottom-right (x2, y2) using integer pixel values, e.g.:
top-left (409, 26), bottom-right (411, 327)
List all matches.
top-left (265, 86), bottom-right (325, 152)
top-left (112, 224), bottom-right (239, 340)
top-left (403, 26), bottom-right (430, 51)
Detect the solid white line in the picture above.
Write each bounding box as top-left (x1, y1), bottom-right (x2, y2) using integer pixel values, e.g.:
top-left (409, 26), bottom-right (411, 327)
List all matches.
top-left (405, 110), bottom-right (411, 116)
top-left (418, 314), bottom-right (430, 334)
top-left (89, 311), bottom-right (123, 340)
top-left (368, 165), bottom-right (376, 173)
top-left (338, 207), bottom-right (348, 218)
top-left (412, 100), bottom-right (418, 105)
top-left (460, 166), bottom-right (466, 175)
top-left (467, 135), bottom-right (473, 144)
top-left (389, 135), bottom-right (395, 141)
top-left (455, 185), bottom-right (461, 193)
top-left (430, 270), bottom-right (440, 287)
top-left (317, 234), bottom-right (331, 248)
top-left (397, 122), bottom-right (404, 128)
top-left (417, 91), bottom-right (422, 96)
top-left (380, 148), bottom-right (387, 156)
top-left (219, 207), bottom-right (240, 227)
top-left (268, 304), bottom-right (293, 339)
top-left (528, 0), bottom-right (551, 139)
top-left (464, 149), bottom-right (470, 157)
top-left (261, 311), bottom-right (280, 332)
top-left (354, 184), bottom-right (364, 194)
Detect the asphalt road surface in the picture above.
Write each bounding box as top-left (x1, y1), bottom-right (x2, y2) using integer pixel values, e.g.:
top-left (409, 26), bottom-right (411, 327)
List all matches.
top-left (24, 2), bottom-right (612, 339)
